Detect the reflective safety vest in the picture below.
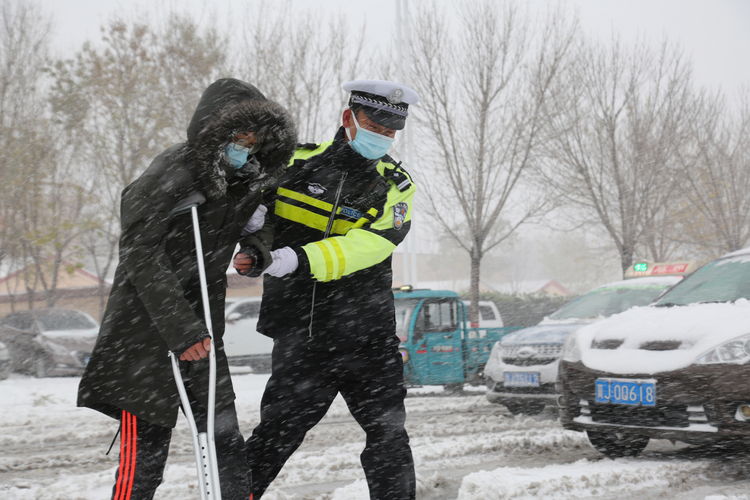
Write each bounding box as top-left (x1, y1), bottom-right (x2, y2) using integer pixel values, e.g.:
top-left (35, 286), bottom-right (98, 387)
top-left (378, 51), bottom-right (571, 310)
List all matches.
top-left (273, 139), bottom-right (416, 282)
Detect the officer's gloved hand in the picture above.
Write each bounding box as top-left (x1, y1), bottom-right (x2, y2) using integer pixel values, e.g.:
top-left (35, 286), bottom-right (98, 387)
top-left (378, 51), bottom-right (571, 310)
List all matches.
top-left (262, 247), bottom-right (298, 277)
top-left (241, 205), bottom-right (267, 235)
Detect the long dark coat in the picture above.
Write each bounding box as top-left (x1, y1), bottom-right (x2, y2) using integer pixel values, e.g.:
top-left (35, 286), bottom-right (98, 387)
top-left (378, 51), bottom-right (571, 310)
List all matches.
top-left (77, 79), bottom-right (296, 428)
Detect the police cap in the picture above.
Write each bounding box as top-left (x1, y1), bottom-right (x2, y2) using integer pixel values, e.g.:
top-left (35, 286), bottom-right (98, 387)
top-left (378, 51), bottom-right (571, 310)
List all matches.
top-left (342, 80), bottom-right (419, 131)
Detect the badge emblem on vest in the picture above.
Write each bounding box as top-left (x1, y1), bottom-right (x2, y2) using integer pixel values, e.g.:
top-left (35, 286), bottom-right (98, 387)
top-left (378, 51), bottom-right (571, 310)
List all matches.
top-left (393, 202), bottom-right (408, 230)
top-left (307, 183), bottom-right (326, 195)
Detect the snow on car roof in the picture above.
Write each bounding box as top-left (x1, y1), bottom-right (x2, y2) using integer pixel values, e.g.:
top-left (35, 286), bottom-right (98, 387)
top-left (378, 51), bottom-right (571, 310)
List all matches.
top-left (578, 298), bottom-right (750, 374)
top-left (591, 276), bottom-right (682, 290)
top-left (720, 246), bottom-right (750, 259)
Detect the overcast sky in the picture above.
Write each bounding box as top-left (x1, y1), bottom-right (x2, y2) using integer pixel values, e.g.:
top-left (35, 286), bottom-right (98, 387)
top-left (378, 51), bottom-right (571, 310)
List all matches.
top-left (37, 0), bottom-right (750, 93)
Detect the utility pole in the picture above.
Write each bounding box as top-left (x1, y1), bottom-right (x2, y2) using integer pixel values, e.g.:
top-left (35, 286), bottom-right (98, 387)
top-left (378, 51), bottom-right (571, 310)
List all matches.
top-left (396, 0), bottom-right (418, 287)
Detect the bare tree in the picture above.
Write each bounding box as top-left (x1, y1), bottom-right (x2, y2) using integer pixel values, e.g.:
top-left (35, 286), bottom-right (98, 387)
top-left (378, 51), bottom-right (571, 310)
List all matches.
top-left (241, 0), bottom-right (366, 142)
top-left (541, 36), bottom-right (696, 274)
top-left (0, 0), bottom-right (67, 308)
top-left (411, 0), bottom-right (578, 324)
top-left (49, 13), bottom-right (229, 317)
top-left (155, 11), bottom-right (230, 139)
top-left (677, 89), bottom-right (750, 256)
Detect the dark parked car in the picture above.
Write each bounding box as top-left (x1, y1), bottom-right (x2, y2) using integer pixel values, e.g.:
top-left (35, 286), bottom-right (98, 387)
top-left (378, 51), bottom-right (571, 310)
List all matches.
top-left (0, 308), bottom-right (99, 377)
top-left (558, 248), bottom-right (750, 457)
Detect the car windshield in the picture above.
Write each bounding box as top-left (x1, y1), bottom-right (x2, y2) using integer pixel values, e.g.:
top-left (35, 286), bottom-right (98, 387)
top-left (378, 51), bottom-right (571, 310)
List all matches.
top-left (35, 310), bottom-right (97, 331)
top-left (394, 298), bottom-right (420, 343)
top-left (655, 255), bottom-right (750, 306)
top-left (548, 285), bottom-right (669, 320)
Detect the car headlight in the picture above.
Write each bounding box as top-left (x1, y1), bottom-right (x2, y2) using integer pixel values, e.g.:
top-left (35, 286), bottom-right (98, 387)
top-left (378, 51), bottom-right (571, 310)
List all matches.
top-left (696, 334), bottom-right (750, 365)
top-left (562, 331), bottom-right (581, 362)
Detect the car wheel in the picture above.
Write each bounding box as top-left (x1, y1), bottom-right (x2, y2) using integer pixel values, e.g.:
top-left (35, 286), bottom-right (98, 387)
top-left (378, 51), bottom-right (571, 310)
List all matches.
top-left (586, 430), bottom-right (649, 458)
top-left (466, 372), bottom-right (484, 386)
top-left (34, 357), bottom-right (49, 378)
top-left (506, 401), bottom-right (546, 416)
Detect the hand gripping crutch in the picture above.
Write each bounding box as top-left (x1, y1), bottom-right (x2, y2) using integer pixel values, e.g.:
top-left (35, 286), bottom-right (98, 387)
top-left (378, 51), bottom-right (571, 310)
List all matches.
top-left (168, 192), bottom-right (222, 500)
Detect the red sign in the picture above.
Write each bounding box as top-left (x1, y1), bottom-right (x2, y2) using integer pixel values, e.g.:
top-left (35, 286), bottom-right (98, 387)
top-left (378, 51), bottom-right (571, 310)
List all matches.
top-left (651, 263), bottom-right (689, 275)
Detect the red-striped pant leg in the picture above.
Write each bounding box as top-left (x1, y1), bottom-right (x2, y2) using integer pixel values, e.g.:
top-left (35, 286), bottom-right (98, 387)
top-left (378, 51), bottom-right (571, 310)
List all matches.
top-left (111, 410), bottom-right (172, 500)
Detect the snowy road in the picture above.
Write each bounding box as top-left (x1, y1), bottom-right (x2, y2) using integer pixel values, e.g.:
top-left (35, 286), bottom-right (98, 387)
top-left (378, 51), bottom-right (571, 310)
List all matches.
top-left (2, 373), bottom-right (750, 499)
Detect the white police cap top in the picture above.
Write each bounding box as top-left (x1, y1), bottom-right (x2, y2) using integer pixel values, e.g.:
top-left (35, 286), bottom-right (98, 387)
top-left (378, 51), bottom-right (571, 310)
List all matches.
top-left (342, 80), bottom-right (419, 106)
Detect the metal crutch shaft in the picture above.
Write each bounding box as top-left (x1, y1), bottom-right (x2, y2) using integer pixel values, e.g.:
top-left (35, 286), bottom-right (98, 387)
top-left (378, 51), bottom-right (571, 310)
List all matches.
top-left (168, 199), bottom-right (221, 500)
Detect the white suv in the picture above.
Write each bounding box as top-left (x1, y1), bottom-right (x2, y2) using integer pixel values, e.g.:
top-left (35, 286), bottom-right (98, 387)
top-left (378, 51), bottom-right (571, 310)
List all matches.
top-left (222, 297), bottom-right (273, 372)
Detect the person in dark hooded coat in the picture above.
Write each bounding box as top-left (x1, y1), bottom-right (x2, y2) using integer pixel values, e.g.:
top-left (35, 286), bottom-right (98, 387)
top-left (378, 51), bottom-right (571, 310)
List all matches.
top-left (77, 78), bottom-right (296, 500)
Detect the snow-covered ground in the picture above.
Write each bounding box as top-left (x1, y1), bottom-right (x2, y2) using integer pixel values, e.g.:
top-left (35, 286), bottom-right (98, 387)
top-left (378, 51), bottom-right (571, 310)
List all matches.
top-left (2, 372), bottom-right (750, 499)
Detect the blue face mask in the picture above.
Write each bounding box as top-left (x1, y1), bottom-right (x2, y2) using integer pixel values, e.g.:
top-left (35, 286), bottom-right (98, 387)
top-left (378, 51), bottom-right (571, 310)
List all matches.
top-left (225, 144), bottom-right (249, 169)
top-left (346, 114), bottom-right (395, 160)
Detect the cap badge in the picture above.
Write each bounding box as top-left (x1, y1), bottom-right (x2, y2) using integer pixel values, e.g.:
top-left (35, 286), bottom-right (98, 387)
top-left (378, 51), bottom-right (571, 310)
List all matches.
top-left (388, 88), bottom-right (404, 104)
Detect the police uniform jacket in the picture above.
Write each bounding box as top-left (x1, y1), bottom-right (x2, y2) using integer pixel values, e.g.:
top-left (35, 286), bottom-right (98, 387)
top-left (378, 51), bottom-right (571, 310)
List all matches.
top-left (77, 79), bottom-right (296, 428)
top-left (256, 128), bottom-right (416, 351)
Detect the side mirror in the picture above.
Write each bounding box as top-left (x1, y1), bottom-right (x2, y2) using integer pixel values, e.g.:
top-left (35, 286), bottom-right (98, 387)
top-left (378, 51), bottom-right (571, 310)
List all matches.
top-left (227, 312), bottom-right (241, 322)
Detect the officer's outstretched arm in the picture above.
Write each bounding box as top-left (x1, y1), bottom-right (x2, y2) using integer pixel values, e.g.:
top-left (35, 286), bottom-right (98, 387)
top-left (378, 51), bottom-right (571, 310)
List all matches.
top-left (300, 182), bottom-right (415, 282)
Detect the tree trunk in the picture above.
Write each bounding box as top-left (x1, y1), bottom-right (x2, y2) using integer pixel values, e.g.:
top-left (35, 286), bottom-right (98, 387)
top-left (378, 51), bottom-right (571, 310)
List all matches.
top-left (469, 248), bottom-right (481, 327)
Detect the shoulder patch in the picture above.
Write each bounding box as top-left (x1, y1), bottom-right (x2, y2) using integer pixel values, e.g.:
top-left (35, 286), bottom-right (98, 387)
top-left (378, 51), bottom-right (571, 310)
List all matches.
top-left (297, 142), bottom-right (319, 150)
top-left (393, 202), bottom-right (408, 230)
top-left (383, 162), bottom-right (413, 192)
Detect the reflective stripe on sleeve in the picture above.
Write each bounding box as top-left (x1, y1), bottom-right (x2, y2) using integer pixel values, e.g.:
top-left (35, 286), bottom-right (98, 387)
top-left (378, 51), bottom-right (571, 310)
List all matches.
top-left (309, 239), bottom-right (346, 282)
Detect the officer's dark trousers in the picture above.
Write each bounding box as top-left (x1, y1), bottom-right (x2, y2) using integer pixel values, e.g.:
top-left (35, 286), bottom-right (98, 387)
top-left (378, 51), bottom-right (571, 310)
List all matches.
top-left (246, 340), bottom-right (416, 500)
top-left (111, 395), bottom-right (250, 500)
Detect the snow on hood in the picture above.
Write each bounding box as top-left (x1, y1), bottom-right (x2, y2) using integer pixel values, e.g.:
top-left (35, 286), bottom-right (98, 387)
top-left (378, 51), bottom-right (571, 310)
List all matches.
top-left (539, 317), bottom-right (601, 325)
top-left (501, 323), bottom-right (587, 345)
top-left (42, 328), bottom-right (99, 340)
top-left (578, 299), bottom-right (750, 374)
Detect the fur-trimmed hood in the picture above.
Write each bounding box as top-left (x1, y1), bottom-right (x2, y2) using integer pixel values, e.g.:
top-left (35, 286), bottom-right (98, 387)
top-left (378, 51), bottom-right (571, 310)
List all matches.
top-left (187, 78), bottom-right (297, 199)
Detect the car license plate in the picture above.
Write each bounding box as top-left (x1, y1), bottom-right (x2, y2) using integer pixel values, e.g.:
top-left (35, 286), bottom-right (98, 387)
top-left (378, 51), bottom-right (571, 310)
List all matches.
top-left (595, 378), bottom-right (656, 406)
top-left (504, 372), bottom-right (540, 387)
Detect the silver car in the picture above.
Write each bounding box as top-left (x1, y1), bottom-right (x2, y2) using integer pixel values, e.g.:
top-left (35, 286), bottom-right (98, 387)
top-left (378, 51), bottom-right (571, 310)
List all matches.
top-left (0, 308), bottom-right (99, 377)
top-left (0, 341), bottom-right (10, 379)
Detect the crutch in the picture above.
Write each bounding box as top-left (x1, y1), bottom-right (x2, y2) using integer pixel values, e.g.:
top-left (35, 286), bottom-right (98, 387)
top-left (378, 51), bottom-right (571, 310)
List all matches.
top-left (168, 192), bottom-right (222, 500)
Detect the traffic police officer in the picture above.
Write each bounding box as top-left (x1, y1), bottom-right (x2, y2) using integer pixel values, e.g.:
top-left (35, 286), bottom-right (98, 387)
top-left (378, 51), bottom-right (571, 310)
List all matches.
top-left (234, 80), bottom-right (419, 499)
